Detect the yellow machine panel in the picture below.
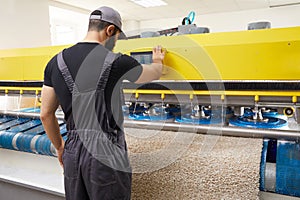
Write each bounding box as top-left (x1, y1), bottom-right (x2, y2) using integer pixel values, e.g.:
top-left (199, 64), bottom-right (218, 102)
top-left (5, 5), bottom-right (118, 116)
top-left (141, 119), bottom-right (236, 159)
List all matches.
top-left (0, 26), bottom-right (299, 82)
top-left (0, 45), bottom-right (69, 81)
top-left (115, 26), bottom-right (300, 80)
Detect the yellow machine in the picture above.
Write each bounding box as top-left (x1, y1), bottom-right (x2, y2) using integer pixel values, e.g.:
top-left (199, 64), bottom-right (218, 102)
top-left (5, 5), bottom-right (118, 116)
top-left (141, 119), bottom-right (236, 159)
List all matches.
top-left (2, 26), bottom-right (299, 123)
top-left (0, 26), bottom-right (300, 200)
top-left (0, 26), bottom-right (300, 122)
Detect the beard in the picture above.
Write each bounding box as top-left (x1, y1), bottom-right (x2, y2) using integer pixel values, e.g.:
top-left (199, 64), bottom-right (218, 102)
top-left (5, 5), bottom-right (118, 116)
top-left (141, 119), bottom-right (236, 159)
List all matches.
top-left (104, 35), bottom-right (117, 51)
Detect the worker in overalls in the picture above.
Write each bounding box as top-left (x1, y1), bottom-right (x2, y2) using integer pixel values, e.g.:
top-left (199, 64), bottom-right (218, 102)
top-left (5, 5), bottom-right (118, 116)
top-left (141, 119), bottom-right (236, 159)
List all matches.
top-left (41, 6), bottom-right (165, 200)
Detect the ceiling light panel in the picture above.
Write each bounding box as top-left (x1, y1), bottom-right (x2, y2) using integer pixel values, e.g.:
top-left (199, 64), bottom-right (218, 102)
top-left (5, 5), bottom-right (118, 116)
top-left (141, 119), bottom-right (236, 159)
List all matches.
top-left (130, 0), bottom-right (167, 8)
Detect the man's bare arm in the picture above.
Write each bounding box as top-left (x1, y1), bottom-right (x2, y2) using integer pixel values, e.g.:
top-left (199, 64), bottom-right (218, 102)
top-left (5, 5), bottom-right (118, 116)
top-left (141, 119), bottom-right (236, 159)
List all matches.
top-left (40, 85), bottom-right (64, 166)
top-left (135, 45), bottom-right (165, 84)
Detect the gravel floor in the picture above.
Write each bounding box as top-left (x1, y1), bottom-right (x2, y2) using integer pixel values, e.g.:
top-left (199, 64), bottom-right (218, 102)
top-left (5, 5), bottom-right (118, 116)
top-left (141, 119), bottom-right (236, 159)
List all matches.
top-left (125, 128), bottom-right (262, 200)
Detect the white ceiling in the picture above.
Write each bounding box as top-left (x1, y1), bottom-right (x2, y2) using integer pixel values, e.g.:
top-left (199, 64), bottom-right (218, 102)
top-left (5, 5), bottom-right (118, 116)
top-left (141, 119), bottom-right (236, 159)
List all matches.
top-left (51, 0), bottom-right (300, 21)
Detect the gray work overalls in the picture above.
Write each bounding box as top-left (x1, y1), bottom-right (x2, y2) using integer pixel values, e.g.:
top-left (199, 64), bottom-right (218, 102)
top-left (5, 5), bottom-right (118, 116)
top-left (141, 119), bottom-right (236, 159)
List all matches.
top-left (57, 46), bottom-right (132, 200)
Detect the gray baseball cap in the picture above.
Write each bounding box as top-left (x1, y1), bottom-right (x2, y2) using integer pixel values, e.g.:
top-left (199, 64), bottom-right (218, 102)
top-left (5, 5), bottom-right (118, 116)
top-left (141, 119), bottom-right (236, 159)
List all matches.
top-left (90, 6), bottom-right (127, 40)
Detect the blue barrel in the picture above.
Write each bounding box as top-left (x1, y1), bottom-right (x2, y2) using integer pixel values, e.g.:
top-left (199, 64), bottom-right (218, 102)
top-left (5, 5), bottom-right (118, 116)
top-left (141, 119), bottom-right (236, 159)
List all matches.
top-left (0, 131), bottom-right (19, 150)
top-left (260, 139), bottom-right (300, 197)
top-left (35, 134), bottom-right (54, 156)
top-left (15, 133), bottom-right (37, 153)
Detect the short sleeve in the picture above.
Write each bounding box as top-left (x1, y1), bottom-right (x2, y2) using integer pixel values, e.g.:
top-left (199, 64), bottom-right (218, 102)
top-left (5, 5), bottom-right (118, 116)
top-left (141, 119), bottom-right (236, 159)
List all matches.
top-left (112, 54), bottom-right (143, 83)
top-left (43, 56), bottom-right (56, 87)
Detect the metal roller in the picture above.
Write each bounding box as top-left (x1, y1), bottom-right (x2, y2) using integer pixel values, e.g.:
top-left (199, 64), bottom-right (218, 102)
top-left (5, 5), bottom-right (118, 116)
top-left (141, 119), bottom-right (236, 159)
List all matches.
top-left (0, 110), bottom-right (64, 120)
top-left (124, 120), bottom-right (300, 141)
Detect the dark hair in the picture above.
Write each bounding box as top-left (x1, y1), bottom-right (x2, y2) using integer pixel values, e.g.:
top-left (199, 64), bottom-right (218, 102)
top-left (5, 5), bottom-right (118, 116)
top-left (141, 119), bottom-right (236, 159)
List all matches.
top-left (88, 10), bottom-right (120, 35)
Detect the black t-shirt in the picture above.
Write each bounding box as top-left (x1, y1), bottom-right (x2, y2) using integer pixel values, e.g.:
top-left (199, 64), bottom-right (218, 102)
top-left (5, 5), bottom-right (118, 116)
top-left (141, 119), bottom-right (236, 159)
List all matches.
top-left (44, 42), bottom-right (142, 128)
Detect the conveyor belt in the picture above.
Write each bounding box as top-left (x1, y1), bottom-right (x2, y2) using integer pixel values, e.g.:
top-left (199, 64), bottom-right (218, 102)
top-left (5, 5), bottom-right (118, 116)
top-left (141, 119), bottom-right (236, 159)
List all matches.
top-left (0, 113), bottom-right (66, 156)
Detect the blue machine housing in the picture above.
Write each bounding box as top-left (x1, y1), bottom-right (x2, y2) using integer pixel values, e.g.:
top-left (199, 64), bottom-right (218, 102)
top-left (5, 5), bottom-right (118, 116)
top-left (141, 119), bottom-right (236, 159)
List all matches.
top-left (260, 139), bottom-right (300, 197)
top-left (229, 109), bottom-right (288, 129)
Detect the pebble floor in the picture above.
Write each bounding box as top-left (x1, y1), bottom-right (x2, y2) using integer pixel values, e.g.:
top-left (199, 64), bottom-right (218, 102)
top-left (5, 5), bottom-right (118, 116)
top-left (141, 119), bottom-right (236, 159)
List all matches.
top-left (125, 128), bottom-right (262, 200)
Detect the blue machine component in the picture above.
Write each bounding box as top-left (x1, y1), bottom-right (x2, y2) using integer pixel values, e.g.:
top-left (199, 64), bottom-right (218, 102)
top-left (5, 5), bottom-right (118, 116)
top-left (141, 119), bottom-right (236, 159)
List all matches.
top-left (35, 134), bottom-right (54, 156)
top-left (0, 131), bottom-right (19, 150)
top-left (229, 116), bottom-right (288, 129)
top-left (9, 119), bottom-right (41, 132)
top-left (128, 105), bottom-right (174, 121)
top-left (129, 113), bottom-right (174, 121)
top-left (175, 114), bottom-right (222, 125)
top-left (260, 139), bottom-right (300, 197)
top-left (24, 124), bottom-right (45, 135)
top-left (19, 107), bottom-right (40, 113)
top-left (175, 106), bottom-right (231, 125)
top-left (0, 113), bottom-right (68, 156)
top-left (0, 117), bottom-right (14, 124)
top-left (15, 133), bottom-right (38, 153)
top-left (244, 108), bottom-right (287, 119)
top-left (230, 108), bottom-right (288, 129)
top-left (0, 118), bottom-right (30, 131)
top-left (122, 103), bottom-right (148, 116)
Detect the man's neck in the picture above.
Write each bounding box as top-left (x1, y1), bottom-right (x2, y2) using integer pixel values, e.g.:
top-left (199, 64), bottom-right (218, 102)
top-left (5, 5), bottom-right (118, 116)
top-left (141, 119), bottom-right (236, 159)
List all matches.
top-left (81, 31), bottom-right (106, 46)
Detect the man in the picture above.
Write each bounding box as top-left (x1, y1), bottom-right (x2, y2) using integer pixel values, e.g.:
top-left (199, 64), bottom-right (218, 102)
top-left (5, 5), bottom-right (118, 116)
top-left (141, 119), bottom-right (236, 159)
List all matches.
top-left (41, 6), bottom-right (165, 200)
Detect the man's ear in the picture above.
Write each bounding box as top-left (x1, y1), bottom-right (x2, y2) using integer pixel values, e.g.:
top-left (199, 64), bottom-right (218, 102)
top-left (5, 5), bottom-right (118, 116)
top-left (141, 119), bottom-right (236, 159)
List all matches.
top-left (106, 25), bottom-right (115, 37)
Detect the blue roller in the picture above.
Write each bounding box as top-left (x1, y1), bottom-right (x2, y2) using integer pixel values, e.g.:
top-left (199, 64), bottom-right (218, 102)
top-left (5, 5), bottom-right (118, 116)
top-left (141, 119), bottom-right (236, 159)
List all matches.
top-left (243, 108), bottom-right (285, 119)
top-left (0, 131), bottom-right (18, 150)
top-left (129, 113), bottom-right (174, 121)
top-left (165, 106), bottom-right (181, 117)
top-left (35, 134), bottom-right (54, 156)
top-left (230, 108), bottom-right (288, 129)
top-left (9, 119), bottom-right (41, 132)
top-left (262, 110), bottom-right (287, 120)
top-left (122, 105), bottom-right (130, 117)
top-left (123, 104), bottom-right (147, 117)
top-left (128, 106), bottom-right (174, 121)
top-left (125, 103), bottom-right (148, 116)
top-left (175, 106), bottom-right (230, 125)
top-left (0, 117), bottom-right (14, 124)
top-left (0, 118), bottom-right (30, 131)
top-left (15, 133), bottom-right (37, 153)
top-left (175, 114), bottom-right (222, 125)
top-left (60, 124), bottom-right (67, 136)
top-left (229, 116), bottom-right (287, 129)
top-left (19, 107), bottom-right (40, 113)
top-left (33, 124), bottom-right (66, 156)
top-left (24, 124), bottom-right (45, 135)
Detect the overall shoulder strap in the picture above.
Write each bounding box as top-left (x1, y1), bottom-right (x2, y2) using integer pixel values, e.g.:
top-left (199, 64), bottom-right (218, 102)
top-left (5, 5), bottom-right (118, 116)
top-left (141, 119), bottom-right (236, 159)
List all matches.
top-left (57, 51), bottom-right (78, 94)
top-left (96, 52), bottom-right (121, 90)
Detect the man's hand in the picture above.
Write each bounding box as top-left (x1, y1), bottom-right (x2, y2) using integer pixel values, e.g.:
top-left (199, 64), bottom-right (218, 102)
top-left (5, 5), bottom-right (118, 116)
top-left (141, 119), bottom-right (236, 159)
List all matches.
top-left (135, 45), bottom-right (166, 84)
top-left (56, 142), bottom-right (65, 167)
top-left (152, 45), bottom-right (165, 63)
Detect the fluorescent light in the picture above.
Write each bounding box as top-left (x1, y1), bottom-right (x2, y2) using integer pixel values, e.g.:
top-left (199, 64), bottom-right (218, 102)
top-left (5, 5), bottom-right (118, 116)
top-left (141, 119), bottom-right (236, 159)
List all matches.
top-left (130, 0), bottom-right (167, 8)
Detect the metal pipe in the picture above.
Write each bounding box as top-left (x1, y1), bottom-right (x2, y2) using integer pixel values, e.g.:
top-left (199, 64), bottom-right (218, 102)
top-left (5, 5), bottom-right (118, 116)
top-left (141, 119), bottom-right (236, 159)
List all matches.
top-left (0, 110), bottom-right (65, 120)
top-left (1, 110), bottom-right (299, 140)
top-left (124, 120), bottom-right (300, 141)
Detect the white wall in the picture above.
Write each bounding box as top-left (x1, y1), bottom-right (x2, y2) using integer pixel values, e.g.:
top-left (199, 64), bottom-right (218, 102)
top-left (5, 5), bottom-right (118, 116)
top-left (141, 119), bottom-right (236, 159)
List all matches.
top-left (0, 0), bottom-right (51, 49)
top-left (49, 6), bottom-right (89, 45)
top-left (140, 4), bottom-right (300, 33)
top-left (1, 2), bottom-right (299, 49)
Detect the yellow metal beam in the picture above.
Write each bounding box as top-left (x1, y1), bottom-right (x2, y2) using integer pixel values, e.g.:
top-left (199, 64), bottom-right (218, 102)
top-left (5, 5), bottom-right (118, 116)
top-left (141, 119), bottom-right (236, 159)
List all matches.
top-left (123, 89), bottom-right (300, 97)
